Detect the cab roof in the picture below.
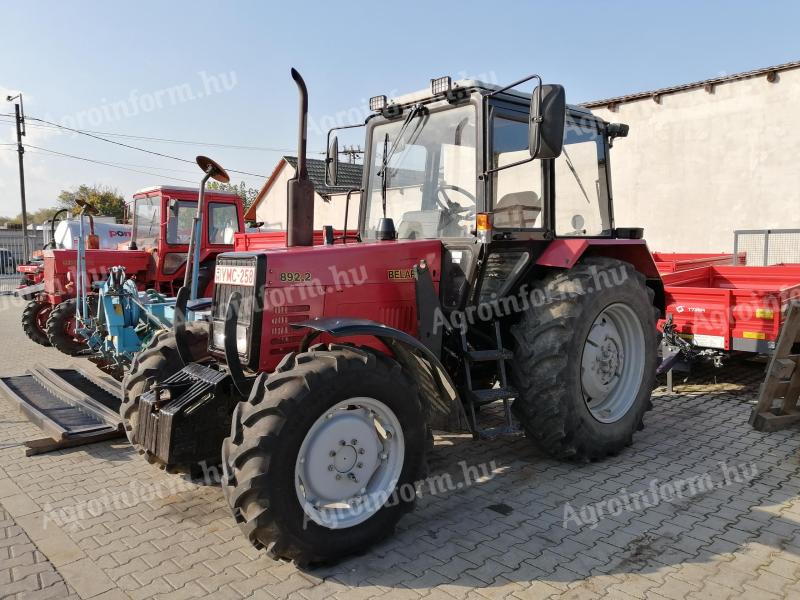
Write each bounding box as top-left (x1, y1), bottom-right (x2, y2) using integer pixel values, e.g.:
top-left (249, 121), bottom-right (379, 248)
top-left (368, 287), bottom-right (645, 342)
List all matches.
top-left (133, 185), bottom-right (240, 197)
top-left (387, 78), bottom-right (592, 115)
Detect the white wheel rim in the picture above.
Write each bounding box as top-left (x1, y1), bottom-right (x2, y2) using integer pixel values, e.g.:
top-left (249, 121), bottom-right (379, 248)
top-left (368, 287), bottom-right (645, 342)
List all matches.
top-left (294, 397), bottom-right (405, 529)
top-left (581, 302), bottom-right (646, 424)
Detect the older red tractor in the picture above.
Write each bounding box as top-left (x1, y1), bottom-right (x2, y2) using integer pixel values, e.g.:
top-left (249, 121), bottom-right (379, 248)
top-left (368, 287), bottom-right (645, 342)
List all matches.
top-left (19, 187), bottom-right (244, 354)
top-left (124, 70), bottom-right (664, 564)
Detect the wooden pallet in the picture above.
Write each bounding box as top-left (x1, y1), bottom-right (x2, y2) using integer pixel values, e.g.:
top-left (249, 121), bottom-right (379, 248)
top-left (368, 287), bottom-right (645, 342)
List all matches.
top-left (750, 301), bottom-right (800, 431)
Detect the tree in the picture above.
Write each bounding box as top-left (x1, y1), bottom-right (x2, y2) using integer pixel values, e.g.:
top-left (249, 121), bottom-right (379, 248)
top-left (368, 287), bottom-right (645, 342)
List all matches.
top-left (57, 184), bottom-right (126, 221)
top-left (0, 206), bottom-right (62, 226)
top-left (208, 180), bottom-right (259, 210)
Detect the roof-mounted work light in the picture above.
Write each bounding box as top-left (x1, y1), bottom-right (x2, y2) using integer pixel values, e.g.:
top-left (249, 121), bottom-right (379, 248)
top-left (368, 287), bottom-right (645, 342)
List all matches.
top-left (369, 95), bottom-right (387, 112)
top-left (430, 76), bottom-right (452, 95)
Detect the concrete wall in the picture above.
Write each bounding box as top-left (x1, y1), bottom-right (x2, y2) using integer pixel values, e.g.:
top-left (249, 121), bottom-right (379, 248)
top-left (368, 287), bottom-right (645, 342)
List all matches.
top-left (590, 67), bottom-right (800, 253)
top-left (254, 163), bottom-right (360, 231)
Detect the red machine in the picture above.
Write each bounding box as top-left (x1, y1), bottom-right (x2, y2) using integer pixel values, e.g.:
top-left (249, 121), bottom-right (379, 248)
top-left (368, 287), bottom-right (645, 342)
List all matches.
top-left (660, 264), bottom-right (800, 354)
top-left (20, 186), bottom-right (244, 353)
top-left (121, 70), bottom-right (665, 563)
top-left (652, 252), bottom-right (746, 274)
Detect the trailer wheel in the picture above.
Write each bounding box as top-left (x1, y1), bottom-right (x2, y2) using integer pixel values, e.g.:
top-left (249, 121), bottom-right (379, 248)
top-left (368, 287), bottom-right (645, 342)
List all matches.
top-left (45, 299), bottom-right (86, 355)
top-left (221, 344), bottom-right (426, 565)
top-left (510, 257), bottom-right (658, 461)
top-left (21, 300), bottom-right (52, 346)
top-left (120, 321), bottom-right (209, 446)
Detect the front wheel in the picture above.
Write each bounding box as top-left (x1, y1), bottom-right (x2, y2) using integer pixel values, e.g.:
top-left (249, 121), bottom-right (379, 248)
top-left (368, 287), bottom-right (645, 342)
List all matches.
top-left (221, 345), bottom-right (426, 565)
top-left (45, 299), bottom-right (86, 355)
top-left (510, 257), bottom-right (658, 461)
top-left (21, 300), bottom-right (52, 346)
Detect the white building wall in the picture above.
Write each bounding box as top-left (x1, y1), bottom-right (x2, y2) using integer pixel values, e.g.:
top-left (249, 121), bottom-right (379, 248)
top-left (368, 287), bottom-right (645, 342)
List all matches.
top-left (254, 163), bottom-right (360, 231)
top-left (590, 67), bottom-right (800, 253)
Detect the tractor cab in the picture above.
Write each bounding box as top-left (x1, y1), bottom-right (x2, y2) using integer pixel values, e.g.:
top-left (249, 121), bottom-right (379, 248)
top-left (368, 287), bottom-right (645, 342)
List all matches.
top-left (323, 76), bottom-right (650, 316)
top-left (340, 76), bottom-right (632, 242)
top-left (130, 186), bottom-right (244, 292)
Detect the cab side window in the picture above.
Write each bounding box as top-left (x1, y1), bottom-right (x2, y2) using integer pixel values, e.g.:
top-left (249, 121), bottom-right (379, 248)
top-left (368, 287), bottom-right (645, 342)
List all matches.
top-left (554, 119), bottom-right (611, 237)
top-left (491, 116), bottom-right (544, 229)
top-left (208, 203), bottom-right (239, 244)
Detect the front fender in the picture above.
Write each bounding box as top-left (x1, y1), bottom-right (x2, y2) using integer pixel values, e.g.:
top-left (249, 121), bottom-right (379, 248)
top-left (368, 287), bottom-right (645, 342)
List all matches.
top-left (293, 317), bottom-right (469, 432)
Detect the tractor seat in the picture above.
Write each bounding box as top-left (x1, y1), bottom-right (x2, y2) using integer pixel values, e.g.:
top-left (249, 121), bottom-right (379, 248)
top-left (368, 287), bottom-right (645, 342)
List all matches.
top-left (493, 191), bottom-right (542, 228)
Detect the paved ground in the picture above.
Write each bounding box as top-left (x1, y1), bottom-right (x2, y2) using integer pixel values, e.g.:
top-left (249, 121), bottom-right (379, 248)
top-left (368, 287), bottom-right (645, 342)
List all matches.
top-left (1, 296), bottom-right (800, 600)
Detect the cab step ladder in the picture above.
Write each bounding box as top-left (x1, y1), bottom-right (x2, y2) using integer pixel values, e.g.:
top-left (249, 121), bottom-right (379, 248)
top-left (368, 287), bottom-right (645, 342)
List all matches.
top-left (461, 321), bottom-right (520, 439)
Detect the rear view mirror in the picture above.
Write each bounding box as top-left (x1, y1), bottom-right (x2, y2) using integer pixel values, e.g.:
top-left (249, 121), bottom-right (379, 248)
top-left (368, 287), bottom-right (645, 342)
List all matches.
top-left (326, 135), bottom-right (339, 186)
top-left (529, 84), bottom-right (566, 160)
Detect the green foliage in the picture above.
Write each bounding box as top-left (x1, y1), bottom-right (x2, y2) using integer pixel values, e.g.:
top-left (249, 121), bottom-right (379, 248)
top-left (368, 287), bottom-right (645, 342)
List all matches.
top-left (208, 180), bottom-right (259, 210)
top-left (0, 206), bottom-right (63, 226)
top-left (57, 184), bottom-right (126, 220)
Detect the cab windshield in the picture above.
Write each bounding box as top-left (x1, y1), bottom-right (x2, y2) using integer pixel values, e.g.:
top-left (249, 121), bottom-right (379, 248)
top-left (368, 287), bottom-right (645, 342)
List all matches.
top-left (363, 104), bottom-right (476, 239)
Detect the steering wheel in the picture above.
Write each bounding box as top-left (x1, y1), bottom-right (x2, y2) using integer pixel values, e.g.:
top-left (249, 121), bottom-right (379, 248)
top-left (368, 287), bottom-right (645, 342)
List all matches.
top-left (435, 184), bottom-right (476, 219)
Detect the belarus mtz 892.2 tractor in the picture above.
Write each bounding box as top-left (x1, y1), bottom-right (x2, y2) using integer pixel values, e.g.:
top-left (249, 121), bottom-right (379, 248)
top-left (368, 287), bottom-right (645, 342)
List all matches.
top-left (123, 69), bottom-right (664, 564)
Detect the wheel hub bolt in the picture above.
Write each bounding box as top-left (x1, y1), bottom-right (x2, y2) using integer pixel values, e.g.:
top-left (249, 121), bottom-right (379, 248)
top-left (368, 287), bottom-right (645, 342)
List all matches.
top-left (335, 474), bottom-right (342, 480)
top-left (328, 465), bottom-right (334, 471)
top-left (329, 450), bottom-right (336, 457)
top-left (380, 452), bottom-right (388, 460)
top-left (357, 462), bottom-right (363, 469)
top-left (339, 440), bottom-right (346, 446)
top-left (351, 439), bottom-right (358, 445)
top-left (359, 448), bottom-right (365, 455)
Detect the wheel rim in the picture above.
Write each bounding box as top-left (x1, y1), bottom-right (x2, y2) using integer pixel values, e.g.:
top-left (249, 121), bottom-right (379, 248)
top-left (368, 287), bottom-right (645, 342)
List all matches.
top-left (35, 305), bottom-right (51, 333)
top-left (294, 397), bottom-right (405, 530)
top-left (580, 302), bottom-right (645, 424)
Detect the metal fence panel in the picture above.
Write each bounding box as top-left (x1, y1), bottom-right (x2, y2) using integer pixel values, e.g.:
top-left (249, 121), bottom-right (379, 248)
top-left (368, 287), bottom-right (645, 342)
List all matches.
top-left (0, 229), bottom-right (44, 295)
top-left (733, 229), bottom-right (800, 266)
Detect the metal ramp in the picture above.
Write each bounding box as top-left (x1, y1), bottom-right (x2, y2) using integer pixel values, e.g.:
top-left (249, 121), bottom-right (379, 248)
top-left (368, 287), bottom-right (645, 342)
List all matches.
top-left (0, 364), bottom-right (124, 455)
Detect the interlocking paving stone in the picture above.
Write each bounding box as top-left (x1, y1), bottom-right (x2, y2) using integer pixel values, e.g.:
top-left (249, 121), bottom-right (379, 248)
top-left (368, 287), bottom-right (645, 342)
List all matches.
top-left (1, 301), bottom-right (800, 598)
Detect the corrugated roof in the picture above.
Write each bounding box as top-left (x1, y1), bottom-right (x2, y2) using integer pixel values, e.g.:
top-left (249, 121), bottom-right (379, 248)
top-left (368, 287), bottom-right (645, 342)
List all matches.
top-left (244, 156), bottom-right (364, 221)
top-left (583, 60), bottom-right (800, 109)
top-left (284, 156), bottom-right (363, 196)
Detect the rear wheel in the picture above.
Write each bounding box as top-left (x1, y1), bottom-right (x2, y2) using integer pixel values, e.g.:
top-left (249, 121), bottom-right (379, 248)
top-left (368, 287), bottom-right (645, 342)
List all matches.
top-left (46, 299), bottom-right (85, 355)
top-left (510, 257), bottom-right (658, 461)
top-left (221, 345), bottom-right (426, 565)
top-left (21, 300), bottom-right (52, 346)
top-left (120, 321), bottom-right (210, 446)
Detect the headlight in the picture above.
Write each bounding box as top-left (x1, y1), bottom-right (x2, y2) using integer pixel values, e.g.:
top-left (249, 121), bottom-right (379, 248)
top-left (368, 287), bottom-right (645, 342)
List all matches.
top-left (212, 320), bottom-right (248, 355)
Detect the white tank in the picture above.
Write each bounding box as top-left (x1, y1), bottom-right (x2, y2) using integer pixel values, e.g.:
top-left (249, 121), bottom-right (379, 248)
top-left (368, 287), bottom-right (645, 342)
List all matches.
top-left (52, 219), bottom-right (133, 249)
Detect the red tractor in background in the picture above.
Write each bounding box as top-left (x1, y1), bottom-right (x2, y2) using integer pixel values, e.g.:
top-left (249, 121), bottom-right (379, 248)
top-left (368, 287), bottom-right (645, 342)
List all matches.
top-left (20, 186), bottom-right (244, 354)
top-left (123, 70), bottom-right (664, 564)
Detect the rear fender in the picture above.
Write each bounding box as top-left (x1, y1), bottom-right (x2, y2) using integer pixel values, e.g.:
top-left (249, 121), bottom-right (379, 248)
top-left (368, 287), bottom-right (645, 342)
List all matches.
top-left (537, 239), bottom-right (664, 314)
top-left (293, 317), bottom-right (469, 432)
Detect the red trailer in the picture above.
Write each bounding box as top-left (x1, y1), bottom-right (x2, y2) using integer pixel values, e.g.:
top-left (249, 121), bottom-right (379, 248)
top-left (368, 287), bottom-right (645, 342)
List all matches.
top-left (660, 265), bottom-right (800, 354)
top-left (652, 252), bottom-right (745, 274)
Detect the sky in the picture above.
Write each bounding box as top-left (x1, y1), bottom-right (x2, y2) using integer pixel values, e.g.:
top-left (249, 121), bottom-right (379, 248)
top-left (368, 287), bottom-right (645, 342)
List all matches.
top-left (1, 0), bottom-right (799, 218)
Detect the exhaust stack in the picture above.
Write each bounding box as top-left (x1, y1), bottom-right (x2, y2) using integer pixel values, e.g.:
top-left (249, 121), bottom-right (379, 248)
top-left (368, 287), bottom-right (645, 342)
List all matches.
top-left (287, 68), bottom-right (314, 247)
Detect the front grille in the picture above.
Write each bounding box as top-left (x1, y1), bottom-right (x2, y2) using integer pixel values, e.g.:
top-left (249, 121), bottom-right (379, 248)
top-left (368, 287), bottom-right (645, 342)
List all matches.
top-left (210, 253), bottom-right (264, 369)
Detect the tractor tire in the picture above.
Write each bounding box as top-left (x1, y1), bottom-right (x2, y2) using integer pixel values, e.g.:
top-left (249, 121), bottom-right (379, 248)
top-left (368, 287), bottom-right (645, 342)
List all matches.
top-left (46, 299), bottom-right (86, 356)
top-left (120, 321), bottom-right (210, 447)
top-left (21, 300), bottom-right (52, 346)
top-left (221, 344), bottom-right (426, 565)
top-left (510, 257), bottom-right (658, 461)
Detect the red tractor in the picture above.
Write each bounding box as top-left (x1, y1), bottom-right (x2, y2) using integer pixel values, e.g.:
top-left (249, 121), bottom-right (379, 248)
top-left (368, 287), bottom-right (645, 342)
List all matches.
top-left (19, 187), bottom-right (244, 354)
top-left (123, 70), bottom-right (664, 564)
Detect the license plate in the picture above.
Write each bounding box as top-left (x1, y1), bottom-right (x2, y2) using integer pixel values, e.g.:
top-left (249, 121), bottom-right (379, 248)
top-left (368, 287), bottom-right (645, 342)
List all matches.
top-left (691, 334), bottom-right (725, 349)
top-left (215, 264), bottom-right (256, 286)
